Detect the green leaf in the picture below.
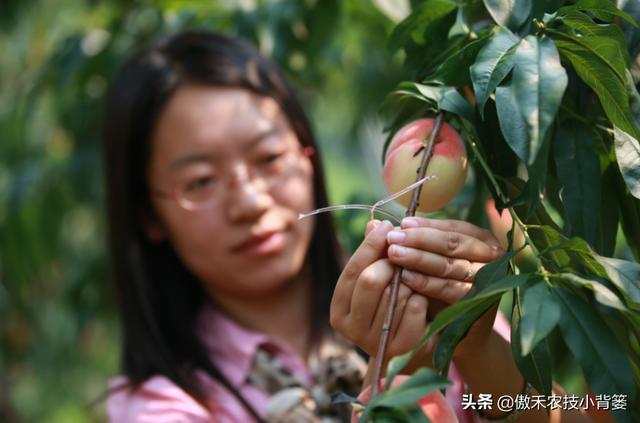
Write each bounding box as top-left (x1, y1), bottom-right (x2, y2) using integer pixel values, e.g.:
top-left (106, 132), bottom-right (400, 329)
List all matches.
top-left (511, 36), bottom-right (567, 165)
top-left (388, 0), bottom-right (457, 51)
top-left (522, 125), bottom-right (552, 217)
top-left (616, 178), bottom-right (640, 260)
top-left (496, 79), bottom-right (529, 161)
top-left (373, 368), bottom-right (450, 408)
top-left (541, 233), bottom-right (611, 278)
top-left (556, 10), bottom-right (630, 75)
top-left (553, 120), bottom-right (601, 245)
top-left (552, 273), bottom-right (628, 312)
top-left (433, 296), bottom-right (497, 370)
top-left (595, 163), bottom-right (620, 256)
top-left (503, 177), bottom-right (563, 231)
top-left (512, 291), bottom-right (554, 397)
top-left (527, 225), bottom-right (616, 279)
top-left (595, 256), bottom-right (640, 307)
top-left (530, 0), bottom-right (565, 21)
top-left (613, 126), bottom-right (640, 200)
top-left (483, 0), bottom-right (532, 30)
top-left (519, 278), bottom-right (560, 355)
top-left (428, 31), bottom-right (492, 86)
top-left (385, 259), bottom-right (527, 388)
top-left (470, 26), bottom-right (520, 116)
top-left (627, 70), bottom-right (640, 129)
top-left (550, 29), bottom-right (640, 140)
top-left (367, 405), bottom-right (429, 423)
top-left (558, 0), bottom-right (638, 27)
top-left (448, 6), bottom-right (470, 39)
top-left (414, 83), bottom-right (474, 122)
top-left (554, 288), bottom-right (637, 407)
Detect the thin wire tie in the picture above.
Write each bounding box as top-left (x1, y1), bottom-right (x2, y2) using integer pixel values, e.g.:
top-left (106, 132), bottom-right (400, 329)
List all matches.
top-left (297, 174), bottom-right (435, 223)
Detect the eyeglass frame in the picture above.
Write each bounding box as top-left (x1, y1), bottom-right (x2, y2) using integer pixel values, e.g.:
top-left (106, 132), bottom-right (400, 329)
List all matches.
top-left (150, 144), bottom-right (316, 211)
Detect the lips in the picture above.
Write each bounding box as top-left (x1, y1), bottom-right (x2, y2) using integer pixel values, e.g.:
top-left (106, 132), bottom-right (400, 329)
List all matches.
top-left (234, 230), bottom-right (287, 255)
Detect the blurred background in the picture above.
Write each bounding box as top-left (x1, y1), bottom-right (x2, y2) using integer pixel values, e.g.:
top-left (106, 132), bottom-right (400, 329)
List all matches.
top-left (2, 0), bottom-right (635, 421)
top-left (0, 0), bottom-right (414, 421)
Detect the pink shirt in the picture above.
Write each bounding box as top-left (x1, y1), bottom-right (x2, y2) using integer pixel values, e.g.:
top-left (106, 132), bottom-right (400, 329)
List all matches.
top-left (107, 307), bottom-right (511, 422)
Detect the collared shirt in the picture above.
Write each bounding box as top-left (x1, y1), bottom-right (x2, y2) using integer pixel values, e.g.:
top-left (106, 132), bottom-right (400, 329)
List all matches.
top-left (107, 306), bottom-right (511, 422)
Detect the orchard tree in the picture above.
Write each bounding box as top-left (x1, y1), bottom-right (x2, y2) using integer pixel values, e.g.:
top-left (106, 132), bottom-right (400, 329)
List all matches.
top-left (354, 0), bottom-right (640, 422)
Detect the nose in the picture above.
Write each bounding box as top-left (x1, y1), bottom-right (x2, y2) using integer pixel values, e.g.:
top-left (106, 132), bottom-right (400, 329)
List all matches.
top-left (226, 163), bottom-right (273, 222)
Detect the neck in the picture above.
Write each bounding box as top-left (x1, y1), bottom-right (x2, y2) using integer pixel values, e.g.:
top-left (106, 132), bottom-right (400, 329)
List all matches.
top-left (210, 265), bottom-right (314, 360)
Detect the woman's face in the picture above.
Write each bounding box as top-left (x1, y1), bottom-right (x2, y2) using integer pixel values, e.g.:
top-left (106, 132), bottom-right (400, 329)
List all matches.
top-left (146, 85), bottom-right (316, 299)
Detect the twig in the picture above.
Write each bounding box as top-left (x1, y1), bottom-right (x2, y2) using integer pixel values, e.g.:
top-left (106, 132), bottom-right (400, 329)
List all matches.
top-left (370, 113), bottom-right (445, 398)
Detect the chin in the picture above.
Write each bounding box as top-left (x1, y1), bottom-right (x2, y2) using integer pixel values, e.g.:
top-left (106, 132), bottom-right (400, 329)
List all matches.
top-left (224, 254), bottom-right (306, 297)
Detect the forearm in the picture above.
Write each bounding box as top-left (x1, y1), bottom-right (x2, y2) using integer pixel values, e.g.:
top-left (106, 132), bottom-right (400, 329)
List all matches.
top-left (453, 331), bottom-right (592, 422)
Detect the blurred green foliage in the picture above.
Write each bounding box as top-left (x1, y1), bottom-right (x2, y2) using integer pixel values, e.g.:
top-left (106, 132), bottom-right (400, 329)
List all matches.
top-left (5, 1), bottom-right (634, 421)
top-left (0, 1), bottom-right (408, 421)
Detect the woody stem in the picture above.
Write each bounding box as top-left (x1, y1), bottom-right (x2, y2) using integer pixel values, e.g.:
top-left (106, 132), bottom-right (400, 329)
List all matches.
top-left (370, 112), bottom-right (444, 398)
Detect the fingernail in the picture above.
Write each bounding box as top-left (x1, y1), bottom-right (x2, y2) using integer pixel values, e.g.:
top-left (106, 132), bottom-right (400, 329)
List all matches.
top-left (389, 244), bottom-right (407, 257)
top-left (401, 269), bottom-right (416, 283)
top-left (376, 220), bottom-right (393, 235)
top-left (387, 230), bottom-right (406, 244)
top-left (401, 217), bottom-right (419, 228)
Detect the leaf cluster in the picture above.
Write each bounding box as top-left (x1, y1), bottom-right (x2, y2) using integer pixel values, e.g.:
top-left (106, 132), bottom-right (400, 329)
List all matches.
top-left (376, 1), bottom-right (640, 421)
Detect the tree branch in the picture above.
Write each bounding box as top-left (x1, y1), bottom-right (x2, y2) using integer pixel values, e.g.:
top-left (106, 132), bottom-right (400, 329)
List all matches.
top-left (370, 112), bottom-right (445, 398)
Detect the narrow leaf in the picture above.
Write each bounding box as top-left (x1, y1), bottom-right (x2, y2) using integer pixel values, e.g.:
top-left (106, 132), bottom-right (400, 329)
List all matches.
top-left (552, 273), bottom-right (628, 312)
top-left (553, 120), bottom-right (601, 245)
top-left (555, 288), bottom-right (637, 404)
top-left (415, 83), bottom-right (474, 122)
top-left (483, 0), bottom-right (533, 30)
top-left (559, 0), bottom-right (638, 27)
top-left (613, 126), bottom-right (640, 200)
top-left (374, 368), bottom-right (450, 408)
top-left (595, 163), bottom-right (620, 256)
top-left (368, 406), bottom-right (429, 423)
top-left (512, 292), bottom-right (554, 397)
top-left (520, 279), bottom-right (560, 355)
top-left (470, 27), bottom-right (520, 116)
top-left (550, 29), bottom-right (640, 140)
top-left (596, 256), bottom-right (640, 307)
top-left (385, 258), bottom-right (526, 388)
top-left (512, 36), bottom-right (568, 165)
top-left (617, 182), bottom-right (640, 260)
top-left (433, 296), bottom-right (497, 370)
top-left (389, 0), bottom-right (457, 51)
top-left (429, 31), bottom-right (492, 86)
top-left (496, 79), bottom-right (529, 161)
top-left (557, 10), bottom-right (630, 76)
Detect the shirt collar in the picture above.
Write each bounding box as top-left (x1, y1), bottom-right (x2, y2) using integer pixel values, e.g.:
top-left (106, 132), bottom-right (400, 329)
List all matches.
top-left (196, 304), bottom-right (270, 387)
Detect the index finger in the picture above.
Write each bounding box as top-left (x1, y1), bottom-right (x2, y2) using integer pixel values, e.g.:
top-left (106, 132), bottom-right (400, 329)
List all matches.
top-left (331, 220), bottom-right (393, 317)
top-left (401, 217), bottom-right (502, 249)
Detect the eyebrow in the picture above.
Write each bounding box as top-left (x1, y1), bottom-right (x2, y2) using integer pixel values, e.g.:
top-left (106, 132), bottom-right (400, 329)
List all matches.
top-left (167, 125), bottom-right (282, 171)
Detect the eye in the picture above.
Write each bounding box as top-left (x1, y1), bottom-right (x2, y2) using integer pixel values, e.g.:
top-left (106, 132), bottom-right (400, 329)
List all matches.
top-left (185, 176), bottom-right (216, 192)
top-left (258, 152), bottom-right (286, 166)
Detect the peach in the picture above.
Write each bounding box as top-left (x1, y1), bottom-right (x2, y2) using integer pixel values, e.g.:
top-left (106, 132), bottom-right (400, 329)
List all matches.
top-left (353, 375), bottom-right (459, 423)
top-left (485, 198), bottom-right (537, 270)
top-left (484, 198), bottom-right (525, 251)
top-left (383, 119), bottom-right (468, 212)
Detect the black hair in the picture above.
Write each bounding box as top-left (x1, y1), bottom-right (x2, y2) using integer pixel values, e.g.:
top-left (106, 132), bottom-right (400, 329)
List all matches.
top-left (102, 30), bottom-right (343, 420)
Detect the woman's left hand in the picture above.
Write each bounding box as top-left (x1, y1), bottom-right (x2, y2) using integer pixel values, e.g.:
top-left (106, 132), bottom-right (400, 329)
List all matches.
top-left (385, 216), bottom-right (505, 358)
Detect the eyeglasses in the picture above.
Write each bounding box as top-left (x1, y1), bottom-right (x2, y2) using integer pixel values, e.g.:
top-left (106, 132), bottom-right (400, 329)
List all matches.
top-left (152, 145), bottom-right (315, 211)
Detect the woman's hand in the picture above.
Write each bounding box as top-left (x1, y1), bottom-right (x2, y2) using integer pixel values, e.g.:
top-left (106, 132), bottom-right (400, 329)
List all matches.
top-left (385, 216), bottom-right (505, 358)
top-left (330, 220), bottom-right (431, 362)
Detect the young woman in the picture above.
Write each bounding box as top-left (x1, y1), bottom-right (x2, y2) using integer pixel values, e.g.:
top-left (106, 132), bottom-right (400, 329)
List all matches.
top-left (103, 31), bottom-right (591, 422)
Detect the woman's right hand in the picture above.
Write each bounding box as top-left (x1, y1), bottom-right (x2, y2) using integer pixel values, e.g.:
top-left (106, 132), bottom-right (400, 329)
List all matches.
top-left (330, 220), bottom-right (431, 362)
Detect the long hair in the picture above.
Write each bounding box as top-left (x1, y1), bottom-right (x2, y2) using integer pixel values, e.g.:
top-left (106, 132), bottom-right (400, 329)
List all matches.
top-left (102, 31), bottom-right (343, 419)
